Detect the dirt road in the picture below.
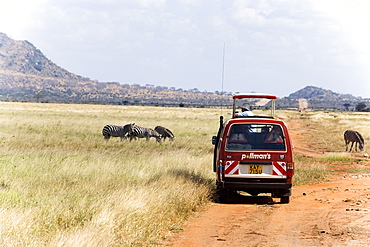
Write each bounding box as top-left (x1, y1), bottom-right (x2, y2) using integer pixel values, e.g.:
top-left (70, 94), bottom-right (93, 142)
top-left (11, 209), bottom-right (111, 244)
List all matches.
top-left (165, 120), bottom-right (370, 247)
top-left (166, 175), bottom-right (370, 247)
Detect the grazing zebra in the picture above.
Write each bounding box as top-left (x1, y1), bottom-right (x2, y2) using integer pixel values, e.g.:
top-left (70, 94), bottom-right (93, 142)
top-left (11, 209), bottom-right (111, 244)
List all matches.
top-left (102, 123), bottom-right (134, 141)
top-left (154, 126), bottom-right (175, 142)
top-left (129, 125), bottom-right (162, 143)
top-left (344, 130), bottom-right (364, 152)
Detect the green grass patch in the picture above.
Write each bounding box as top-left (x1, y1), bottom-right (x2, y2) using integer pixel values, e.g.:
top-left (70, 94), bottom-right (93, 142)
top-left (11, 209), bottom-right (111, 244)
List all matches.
top-left (345, 167), bottom-right (370, 173)
top-left (318, 152), bottom-right (356, 163)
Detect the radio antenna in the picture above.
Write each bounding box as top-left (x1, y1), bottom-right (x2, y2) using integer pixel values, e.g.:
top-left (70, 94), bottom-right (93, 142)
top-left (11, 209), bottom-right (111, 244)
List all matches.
top-left (221, 43), bottom-right (225, 115)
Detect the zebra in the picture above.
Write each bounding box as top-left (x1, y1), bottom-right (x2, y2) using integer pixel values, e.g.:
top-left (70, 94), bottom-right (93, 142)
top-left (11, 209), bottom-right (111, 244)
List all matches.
top-left (154, 126), bottom-right (175, 142)
top-left (102, 123), bottom-right (134, 141)
top-left (344, 130), bottom-right (364, 152)
top-left (129, 125), bottom-right (162, 143)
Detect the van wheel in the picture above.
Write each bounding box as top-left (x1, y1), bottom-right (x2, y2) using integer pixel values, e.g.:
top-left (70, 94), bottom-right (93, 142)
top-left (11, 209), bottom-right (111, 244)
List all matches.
top-left (216, 190), bottom-right (229, 203)
top-left (217, 194), bottom-right (229, 203)
top-left (280, 196), bottom-right (290, 204)
top-left (216, 188), bottom-right (237, 203)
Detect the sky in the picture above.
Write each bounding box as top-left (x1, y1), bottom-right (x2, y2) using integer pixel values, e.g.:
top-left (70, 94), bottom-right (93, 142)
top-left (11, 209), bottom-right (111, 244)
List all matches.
top-left (1, 0), bottom-right (370, 98)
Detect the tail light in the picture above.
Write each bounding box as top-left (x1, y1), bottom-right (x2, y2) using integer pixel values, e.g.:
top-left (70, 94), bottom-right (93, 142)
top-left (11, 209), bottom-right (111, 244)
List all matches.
top-left (286, 162), bottom-right (294, 183)
top-left (286, 162), bottom-right (294, 175)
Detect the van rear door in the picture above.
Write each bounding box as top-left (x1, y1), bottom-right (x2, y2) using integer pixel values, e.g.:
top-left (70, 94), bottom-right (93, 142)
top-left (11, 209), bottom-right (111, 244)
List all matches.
top-left (222, 122), bottom-right (290, 179)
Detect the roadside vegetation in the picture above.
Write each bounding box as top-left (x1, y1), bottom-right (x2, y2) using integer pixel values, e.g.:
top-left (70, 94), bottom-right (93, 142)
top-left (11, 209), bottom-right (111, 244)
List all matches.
top-left (281, 110), bottom-right (370, 185)
top-left (0, 102), bottom-right (369, 246)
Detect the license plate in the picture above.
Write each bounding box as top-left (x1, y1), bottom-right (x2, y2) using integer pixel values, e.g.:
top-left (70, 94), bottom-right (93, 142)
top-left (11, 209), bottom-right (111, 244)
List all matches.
top-left (249, 164), bottom-right (262, 174)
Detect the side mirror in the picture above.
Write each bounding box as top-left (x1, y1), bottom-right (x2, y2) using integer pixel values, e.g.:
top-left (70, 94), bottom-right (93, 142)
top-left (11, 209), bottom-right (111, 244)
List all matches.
top-left (212, 136), bottom-right (217, 145)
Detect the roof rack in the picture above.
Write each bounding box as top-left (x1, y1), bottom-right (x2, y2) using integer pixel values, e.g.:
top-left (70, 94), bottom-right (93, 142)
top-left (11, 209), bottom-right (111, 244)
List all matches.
top-left (232, 93), bottom-right (278, 118)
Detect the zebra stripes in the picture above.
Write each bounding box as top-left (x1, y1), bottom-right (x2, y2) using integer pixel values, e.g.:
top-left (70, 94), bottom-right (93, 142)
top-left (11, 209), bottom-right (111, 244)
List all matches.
top-left (102, 123), bottom-right (134, 141)
top-left (129, 125), bottom-right (162, 143)
top-left (154, 126), bottom-right (175, 142)
top-left (102, 123), bottom-right (174, 144)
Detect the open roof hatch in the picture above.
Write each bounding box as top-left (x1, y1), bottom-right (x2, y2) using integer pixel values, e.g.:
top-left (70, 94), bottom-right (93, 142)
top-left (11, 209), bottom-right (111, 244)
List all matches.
top-left (232, 93), bottom-right (278, 119)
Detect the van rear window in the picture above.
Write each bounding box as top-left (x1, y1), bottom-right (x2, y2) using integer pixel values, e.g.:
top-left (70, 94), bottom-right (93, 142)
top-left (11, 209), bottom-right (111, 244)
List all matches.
top-left (226, 124), bottom-right (286, 151)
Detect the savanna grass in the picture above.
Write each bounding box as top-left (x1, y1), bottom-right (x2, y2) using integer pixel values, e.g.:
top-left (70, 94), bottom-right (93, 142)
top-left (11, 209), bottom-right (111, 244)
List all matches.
top-left (0, 102), bottom-right (217, 246)
top-left (294, 111), bottom-right (370, 153)
top-left (293, 154), bottom-right (329, 186)
top-left (1, 104), bottom-right (369, 246)
top-left (287, 110), bottom-right (370, 185)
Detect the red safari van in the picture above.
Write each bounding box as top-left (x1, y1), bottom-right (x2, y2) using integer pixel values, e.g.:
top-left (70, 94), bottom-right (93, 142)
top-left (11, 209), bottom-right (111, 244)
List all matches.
top-left (212, 94), bottom-right (294, 203)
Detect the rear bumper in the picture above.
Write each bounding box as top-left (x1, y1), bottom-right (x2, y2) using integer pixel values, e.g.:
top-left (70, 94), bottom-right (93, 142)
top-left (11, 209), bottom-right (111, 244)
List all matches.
top-left (223, 181), bottom-right (292, 190)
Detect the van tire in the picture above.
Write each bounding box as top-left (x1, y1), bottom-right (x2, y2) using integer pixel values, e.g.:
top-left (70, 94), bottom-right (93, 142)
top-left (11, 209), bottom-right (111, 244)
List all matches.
top-left (216, 190), bottom-right (230, 203)
top-left (217, 194), bottom-right (229, 203)
top-left (216, 188), bottom-right (237, 203)
top-left (280, 196), bottom-right (290, 204)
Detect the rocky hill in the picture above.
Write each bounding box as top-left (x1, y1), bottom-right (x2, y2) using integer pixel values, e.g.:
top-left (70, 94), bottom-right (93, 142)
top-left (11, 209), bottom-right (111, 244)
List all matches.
top-left (0, 33), bottom-right (231, 106)
top-left (277, 86), bottom-right (368, 110)
top-left (0, 32), bottom-right (368, 110)
top-left (0, 33), bottom-right (86, 80)
top-left (288, 86), bottom-right (359, 100)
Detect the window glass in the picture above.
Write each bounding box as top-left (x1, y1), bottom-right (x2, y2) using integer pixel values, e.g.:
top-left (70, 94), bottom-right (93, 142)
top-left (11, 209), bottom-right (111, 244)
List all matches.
top-left (226, 124), bottom-right (285, 150)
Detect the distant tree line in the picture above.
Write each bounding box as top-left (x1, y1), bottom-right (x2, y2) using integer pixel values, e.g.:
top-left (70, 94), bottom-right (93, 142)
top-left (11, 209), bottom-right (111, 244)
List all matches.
top-left (355, 102), bottom-right (370, 112)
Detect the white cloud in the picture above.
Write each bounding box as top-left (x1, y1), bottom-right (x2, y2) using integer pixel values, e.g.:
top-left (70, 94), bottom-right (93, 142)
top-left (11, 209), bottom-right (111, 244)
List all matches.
top-left (177, 0), bottom-right (201, 6)
top-left (230, 1), bottom-right (269, 26)
top-left (1, 0), bottom-right (370, 97)
top-left (0, 0), bottom-right (47, 39)
top-left (312, 0), bottom-right (370, 96)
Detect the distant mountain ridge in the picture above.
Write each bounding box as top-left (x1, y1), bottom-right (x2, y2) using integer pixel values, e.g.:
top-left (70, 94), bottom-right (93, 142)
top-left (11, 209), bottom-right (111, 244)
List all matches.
top-left (0, 32), bottom-right (368, 109)
top-left (0, 32), bottom-right (229, 106)
top-left (0, 33), bottom-right (85, 80)
top-left (288, 86), bottom-right (359, 100)
top-left (277, 86), bottom-right (367, 110)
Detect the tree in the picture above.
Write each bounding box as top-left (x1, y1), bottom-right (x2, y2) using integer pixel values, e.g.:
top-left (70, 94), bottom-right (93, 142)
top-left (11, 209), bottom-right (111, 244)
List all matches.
top-left (343, 103), bottom-right (351, 111)
top-left (355, 102), bottom-right (367, 112)
top-left (34, 93), bottom-right (44, 103)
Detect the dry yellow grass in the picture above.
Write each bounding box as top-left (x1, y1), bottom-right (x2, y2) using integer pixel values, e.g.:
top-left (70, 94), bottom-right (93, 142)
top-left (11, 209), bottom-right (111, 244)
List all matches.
top-left (300, 111), bottom-right (369, 153)
top-left (0, 103), bottom-right (369, 246)
top-left (284, 110), bottom-right (370, 185)
top-left (0, 102), bottom-right (217, 246)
